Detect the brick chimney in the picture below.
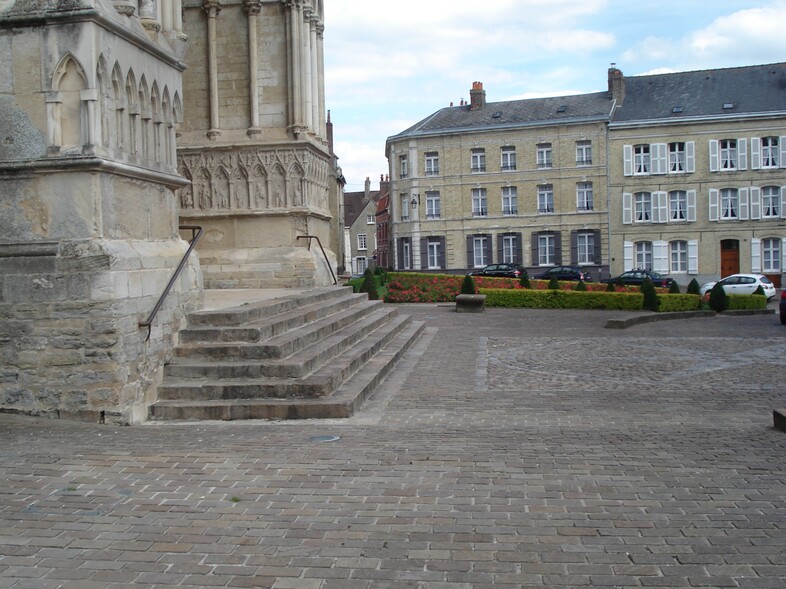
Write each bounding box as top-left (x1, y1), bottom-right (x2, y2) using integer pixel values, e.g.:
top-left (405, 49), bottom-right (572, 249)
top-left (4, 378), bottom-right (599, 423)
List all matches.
top-left (608, 64), bottom-right (625, 105)
top-left (469, 81), bottom-right (486, 111)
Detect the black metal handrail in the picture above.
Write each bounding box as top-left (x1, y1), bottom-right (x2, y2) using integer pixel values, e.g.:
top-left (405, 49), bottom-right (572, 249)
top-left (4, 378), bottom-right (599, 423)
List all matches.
top-left (139, 225), bottom-right (203, 341)
top-left (297, 234), bottom-right (337, 285)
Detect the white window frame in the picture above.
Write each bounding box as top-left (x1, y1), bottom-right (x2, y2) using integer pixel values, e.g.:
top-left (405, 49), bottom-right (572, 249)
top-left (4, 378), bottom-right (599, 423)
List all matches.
top-left (400, 194), bottom-right (409, 221)
top-left (399, 155), bottom-right (408, 179)
top-left (424, 152), bottom-right (439, 176)
top-left (427, 241), bottom-right (441, 269)
top-left (576, 140), bottom-right (592, 166)
top-left (537, 143), bottom-right (552, 169)
top-left (720, 188), bottom-right (739, 220)
top-left (635, 241), bottom-right (653, 271)
top-left (538, 234), bottom-right (555, 266)
top-left (425, 191), bottom-right (441, 219)
top-left (537, 184), bottom-right (554, 213)
top-left (669, 190), bottom-right (687, 222)
top-left (633, 144), bottom-right (650, 175)
top-left (355, 256), bottom-right (367, 274)
top-left (501, 146), bottom-right (516, 171)
top-left (576, 182), bottom-right (593, 211)
top-left (357, 233), bottom-right (367, 251)
top-left (472, 188), bottom-right (487, 217)
top-left (761, 137), bottom-right (780, 169)
top-left (670, 240), bottom-right (688, 273)
top-left (502, 235), bottom-right (516, 264)
top-left (577, 232), bottom-right (594, 265)
top-left (473, 236), bottom-right (487, 268)
top-left (471, 148), bottom-right (486, 173)
top-left (720, 139), bottom-right (737, 170)
top-left (402, 240), bottom-right (411, 270)
top-left (502, 186), bottom-right (517, 215)
top-left (669, 142), bottom-right (686, 173)
top-left (762, 186), bottom-right (780, 218)
top-left (366, 214), bottom-right (374, 224)
top-left (762, 237), bottom-right (781, 272)
top-left (634, 192), bottom-right (652, 222)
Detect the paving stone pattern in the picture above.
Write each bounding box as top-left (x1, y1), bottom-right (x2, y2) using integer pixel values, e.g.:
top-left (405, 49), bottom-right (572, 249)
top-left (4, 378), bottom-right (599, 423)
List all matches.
top-left (1, 306), bottom-right (785, 588)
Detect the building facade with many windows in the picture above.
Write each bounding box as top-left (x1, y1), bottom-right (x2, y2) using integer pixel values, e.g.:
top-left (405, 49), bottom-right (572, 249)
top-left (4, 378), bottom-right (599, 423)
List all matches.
top-left (386, 82), bottom-right (611, 276)
top-left (386, 64), bottom-right (786, 285)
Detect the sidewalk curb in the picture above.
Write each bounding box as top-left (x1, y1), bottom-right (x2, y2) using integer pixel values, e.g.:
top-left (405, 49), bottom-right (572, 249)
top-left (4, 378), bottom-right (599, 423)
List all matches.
top-left (605, 308), bottom-right (774, 329)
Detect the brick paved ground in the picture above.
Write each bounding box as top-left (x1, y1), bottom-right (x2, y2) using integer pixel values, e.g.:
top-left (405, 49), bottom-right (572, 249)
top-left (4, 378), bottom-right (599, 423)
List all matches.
top-left (1, 306), bottom-right (786, 588)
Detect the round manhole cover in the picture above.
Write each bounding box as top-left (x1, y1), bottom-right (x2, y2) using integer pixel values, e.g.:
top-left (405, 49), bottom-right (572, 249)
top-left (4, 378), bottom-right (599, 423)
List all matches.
top-left (309, 435), bottom-right (340, 443)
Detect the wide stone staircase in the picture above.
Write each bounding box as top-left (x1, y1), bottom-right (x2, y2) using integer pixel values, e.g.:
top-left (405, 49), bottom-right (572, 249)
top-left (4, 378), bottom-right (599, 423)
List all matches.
top-left (148, 287), bottom-right (424, 421)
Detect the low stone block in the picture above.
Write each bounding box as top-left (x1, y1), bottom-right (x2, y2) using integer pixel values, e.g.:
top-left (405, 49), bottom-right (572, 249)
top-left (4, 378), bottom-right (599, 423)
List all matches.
top-left (455, 294), bottom-right (486, 313)
top-left (774, 409), bottom-right (786, 432)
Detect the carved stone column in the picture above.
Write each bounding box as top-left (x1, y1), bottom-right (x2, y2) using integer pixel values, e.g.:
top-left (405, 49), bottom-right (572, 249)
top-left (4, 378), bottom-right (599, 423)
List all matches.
top-left (316, 24), bottom-right (326, 138)
top-left (203, 0), bottom-right (222, 139)
top-left (303, 7), bottom-right (313, 131)
top-left (244, 0), bottom-right (262, 136)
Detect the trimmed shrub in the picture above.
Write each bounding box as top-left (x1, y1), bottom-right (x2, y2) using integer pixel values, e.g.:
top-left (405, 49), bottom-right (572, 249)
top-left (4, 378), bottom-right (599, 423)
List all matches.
top-left (359, 271), bottom-right (379, 300)
top-left (481, 287), bottom-right (644, 311)
top-left (658, 294), bottom-right (702, 312)
top-left (687, 278), bottom-right (701, 295)
top-left (460, 274), bottom-right (477, 295)
top-left (728, 294), bottom-right (768, 310)
top-left (548, 276), bottom-right (560, 290)
top-left (753, 285), bottom-right (765, 296)
top-left (605, 281), bottom-right (616, 292)
top-left (668, 281), bottom-right (681, 294)
top-left (641, 277), bottom-right (659, 312)
top-left (574, 280), bottom-right (588, 291)
top-left (708, 282), bottom-right (728, 312)
top-left (519, 272), bottom-right (531, 289)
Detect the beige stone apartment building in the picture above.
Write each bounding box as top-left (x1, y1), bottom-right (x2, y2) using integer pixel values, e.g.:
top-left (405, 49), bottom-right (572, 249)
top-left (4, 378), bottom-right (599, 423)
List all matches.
top-left (386, 83), bottom-right (610, 277)
top-left (608, 64), bottom-right (786, 286)
top-left (387, 64), bottom-right (786, 286)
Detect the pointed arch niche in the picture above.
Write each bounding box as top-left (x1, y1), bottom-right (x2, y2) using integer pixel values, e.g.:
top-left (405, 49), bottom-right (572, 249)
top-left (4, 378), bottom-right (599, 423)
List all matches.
top-left (47, 53), bottom-right (89, 154)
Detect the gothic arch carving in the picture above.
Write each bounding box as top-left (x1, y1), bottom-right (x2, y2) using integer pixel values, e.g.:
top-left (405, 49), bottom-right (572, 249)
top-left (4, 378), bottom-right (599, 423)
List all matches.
top-left (51, 53), bottom-right (88, 152)
top-left (111, 62), bottom-right (125, 153)
top-left (125, 69), bottom-right (139, 158)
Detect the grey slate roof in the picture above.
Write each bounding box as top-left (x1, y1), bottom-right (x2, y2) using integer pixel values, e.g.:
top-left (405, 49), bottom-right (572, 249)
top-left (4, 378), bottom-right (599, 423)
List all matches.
top-left (389, 91), bottom-right (614, 141)
top-left (612, 62), bottom-right (786, 123)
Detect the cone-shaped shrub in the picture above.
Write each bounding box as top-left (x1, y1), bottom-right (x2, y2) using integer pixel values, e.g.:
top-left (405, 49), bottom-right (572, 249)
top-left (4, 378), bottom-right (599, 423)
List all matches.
top-left (359, 271), bottom-right (379, 300)
top-left (460, 274), bottom-right (477, 295)
top-left (668, 281), bottom-right (680, 294)
top-left (687, 278), bottom-right (701, 295)
top-left (708, 281), bottom-right (728, 312)
top-left (753, 285), bottom-right (765, 296)
top-left (574, 279), bottom-right (587, 291)
top-left (606, 281), bottom-right (616, 292)
top-left (548, 276), bottom-right (560, 290)
top-left (641, 277), bottom-right (659, 311)
top-left (519, 272), bottom-right (531, 289)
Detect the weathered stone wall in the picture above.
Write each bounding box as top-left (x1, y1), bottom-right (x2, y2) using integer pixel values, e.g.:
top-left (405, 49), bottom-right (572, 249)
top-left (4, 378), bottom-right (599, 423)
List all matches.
top-left (0, 1), bottom-right (202, 423)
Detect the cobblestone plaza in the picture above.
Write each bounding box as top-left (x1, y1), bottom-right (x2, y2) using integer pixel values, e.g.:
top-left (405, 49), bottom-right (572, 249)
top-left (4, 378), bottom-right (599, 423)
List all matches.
top-left (1, 306), bottom-right (785, 588)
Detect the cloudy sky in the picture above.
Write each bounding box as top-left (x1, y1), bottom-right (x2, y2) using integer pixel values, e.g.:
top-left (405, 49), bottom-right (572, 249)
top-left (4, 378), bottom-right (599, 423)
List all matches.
top-left (323, 0), bottom-right (786, 191)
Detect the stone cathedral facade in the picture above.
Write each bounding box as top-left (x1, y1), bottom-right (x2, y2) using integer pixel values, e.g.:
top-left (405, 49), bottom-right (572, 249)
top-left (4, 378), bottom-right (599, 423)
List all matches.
top-left (177, 0), bottom-right (335, 288)
top-left (0, 0), bottom-right (334, 423)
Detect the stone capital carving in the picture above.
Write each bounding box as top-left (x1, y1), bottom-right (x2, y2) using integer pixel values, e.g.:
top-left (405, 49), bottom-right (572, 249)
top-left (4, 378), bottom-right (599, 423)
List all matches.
top-left (242, 0), bottom-right (262, 15)
top-left (202, 0), bottom-right (222, 17)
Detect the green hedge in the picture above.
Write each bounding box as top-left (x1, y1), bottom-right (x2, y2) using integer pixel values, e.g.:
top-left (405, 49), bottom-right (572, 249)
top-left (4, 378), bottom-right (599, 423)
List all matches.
top-left (657, 294), bottom-right (702, 312)
top-left (727, 294), bottom-right (768, 310)
top-left (480, 288), bottom-right (644, 310)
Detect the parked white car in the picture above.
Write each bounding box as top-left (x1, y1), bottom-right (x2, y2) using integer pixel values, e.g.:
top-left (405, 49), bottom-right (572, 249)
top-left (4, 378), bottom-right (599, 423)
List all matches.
top-left (700, 274), bottom-right (776, 300)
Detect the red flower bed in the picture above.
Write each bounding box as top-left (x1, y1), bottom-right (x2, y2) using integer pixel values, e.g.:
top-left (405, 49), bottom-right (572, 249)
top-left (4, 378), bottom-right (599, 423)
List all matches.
top-left (384, 272), bottom-right (657, 303)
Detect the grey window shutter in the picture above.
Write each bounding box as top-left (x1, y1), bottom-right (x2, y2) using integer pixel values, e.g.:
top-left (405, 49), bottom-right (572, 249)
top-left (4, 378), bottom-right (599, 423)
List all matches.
top-left (483, 235), bottom-right (492, 265)
top-left (466, 235), bottom-right (474, 269)
top-left (515, 232), bottom-right (523, 264)
top-left (397, 238), bottom-right (404, 270)
top-left (531, 233), bottom-right (539, 265)
top-left (570, 231), bottom-right (578, 265)
top-left (554, 231), bottom-right (562, 265)
top-left (497, 234), bottom-right (503, 261)
top-left (593, 229), bottom-right (602, 265)
top-left (438, 237), bottom-right (446, 269)
top-left (420, 237), bottom-right (428, 269)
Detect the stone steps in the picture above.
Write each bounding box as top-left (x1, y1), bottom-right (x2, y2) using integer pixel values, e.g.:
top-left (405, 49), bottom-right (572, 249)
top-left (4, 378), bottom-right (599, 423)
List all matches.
top-left (149, 288), bottom-right (423, 421)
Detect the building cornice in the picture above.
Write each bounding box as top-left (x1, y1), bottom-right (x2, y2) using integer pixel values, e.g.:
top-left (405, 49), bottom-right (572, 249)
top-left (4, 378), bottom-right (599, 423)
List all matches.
top-left (609, 110), bottom-right (786, 130)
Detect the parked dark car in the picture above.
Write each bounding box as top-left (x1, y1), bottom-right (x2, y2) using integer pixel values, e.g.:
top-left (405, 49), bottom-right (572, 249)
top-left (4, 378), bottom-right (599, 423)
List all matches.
top-left (533, 265), bottom-right (593, 282)
top-left (469, 263), bottom-right (526, 278)
top-left (601, 269), bottom-right (674, 288)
